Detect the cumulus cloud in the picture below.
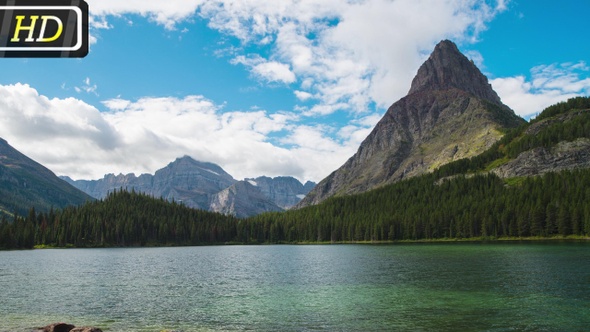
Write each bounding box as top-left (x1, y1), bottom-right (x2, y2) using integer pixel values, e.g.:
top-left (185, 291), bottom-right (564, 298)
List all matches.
top-left (231, 55), bottom-right (296, 84)
top-left (0, 84), bottom-right (367, 182)
top-left (196, 0), bottom-right (508, 114)
top-left (492, 62), bottom-right (590, 118)
top-left (0, 84), bottom-right (120, 177)
top-left (88, 0), bottom-right (508, 116)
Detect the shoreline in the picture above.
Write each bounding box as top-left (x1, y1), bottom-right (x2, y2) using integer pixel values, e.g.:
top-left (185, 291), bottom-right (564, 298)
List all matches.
top-left (16, 235), bottom-right (590, 250)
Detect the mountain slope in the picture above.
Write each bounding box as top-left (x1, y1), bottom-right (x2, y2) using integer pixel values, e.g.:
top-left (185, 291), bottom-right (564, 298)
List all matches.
top-left (490, 99), bottom-right (590, 178)
top-left (209, 181), bottom-right (283, 218)
top-left (298, 40), bottom-right (524, 207)
top-left (0, 138), bottom-right (92, 216)
top-left (245, 176), bottom-right (316, 209)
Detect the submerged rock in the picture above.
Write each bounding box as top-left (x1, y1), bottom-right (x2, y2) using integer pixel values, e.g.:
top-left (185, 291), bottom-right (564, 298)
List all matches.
top-left (38, 323), bottom-right (102, 332)
top-left (41, 323), bottom-right (75, 332)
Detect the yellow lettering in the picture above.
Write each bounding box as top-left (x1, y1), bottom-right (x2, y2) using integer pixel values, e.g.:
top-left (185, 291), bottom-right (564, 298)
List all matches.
top-left (11, 15), bottom-right (39, 42)
top-left (37, 16), bottom-right (63, 42)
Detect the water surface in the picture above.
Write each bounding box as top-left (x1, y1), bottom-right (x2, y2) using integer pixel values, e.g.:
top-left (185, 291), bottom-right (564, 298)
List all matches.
top-left (1, 243), bottom-right (589, 331)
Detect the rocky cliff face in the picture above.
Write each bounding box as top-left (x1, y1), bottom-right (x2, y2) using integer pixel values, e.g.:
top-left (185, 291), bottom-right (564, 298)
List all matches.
top-left (492, 138), bottom-right (590, 178)
top-left (245, 176), bottom-right (316, 209)
top-left (151, 157), bottom-right (236, 209)
top-left (491, 109), bottom-right (590, 178)
top-left (209, 181), bottom-right (283, 218)
top-left (297, 40), bottom-right (524, 207)
top-left (63, 173), bottom-right (153, 200)
top-left (408, 40), bottom-right (502, 104)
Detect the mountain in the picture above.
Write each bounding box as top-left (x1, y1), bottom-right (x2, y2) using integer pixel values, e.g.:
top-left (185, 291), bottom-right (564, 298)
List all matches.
top-left (0, 138), bottom-right (92, 217)
top-left (64, 157), bottom-right (315, 217)
top-left (247, 97), bottom-right (590, 242)
top-left (210, 181), bottom-right (283, 218)
top-left (244, 176), bottom-right (316, 209)
top-left (63, 156), bottom-right (237, 211)
top-left (297, 40), bottom-right (524, 207)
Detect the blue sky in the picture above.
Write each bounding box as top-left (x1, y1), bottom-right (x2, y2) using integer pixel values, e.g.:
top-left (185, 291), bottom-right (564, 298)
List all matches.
top-left (0, 0), bottom-right (588, 183)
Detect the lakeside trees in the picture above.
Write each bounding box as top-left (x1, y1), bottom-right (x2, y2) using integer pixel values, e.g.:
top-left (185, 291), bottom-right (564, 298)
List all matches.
top-left (0, 189), bottom-right (238, 249)
top-left (1, 169), bottom-right (590, 249)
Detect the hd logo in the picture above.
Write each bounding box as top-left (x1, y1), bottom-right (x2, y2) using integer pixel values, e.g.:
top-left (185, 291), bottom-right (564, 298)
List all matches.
top-left (0, 0), bottom-right (88, 57)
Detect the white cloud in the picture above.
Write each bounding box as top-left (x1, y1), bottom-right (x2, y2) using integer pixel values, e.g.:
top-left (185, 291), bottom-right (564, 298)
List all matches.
top-left (294, 90), bottom-right (313, 101)
top-left (75, 77), bottom-right (98, 96)
top-left (232, 55), bottom-right (296, 84)
top-left (194, 0), bottom-right (507, 115)
top-left (0, 84), bottom-right (121, 178)
top-left (0, 83), bottom-right (365, 183)
top-left (496, 0), bottom-right (509, 12)
top-left (88, 0), bottom-right (508, 116)
top-left (492, 62), bottom-right (590, 118)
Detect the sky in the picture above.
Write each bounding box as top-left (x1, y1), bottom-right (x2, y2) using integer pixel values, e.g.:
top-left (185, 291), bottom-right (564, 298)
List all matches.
top-left (0, 0), bottom-right (589, 183)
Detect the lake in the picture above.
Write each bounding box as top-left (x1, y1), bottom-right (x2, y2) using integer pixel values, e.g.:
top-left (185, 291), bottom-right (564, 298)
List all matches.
top-left (1, 243), bottom-right (589, 331)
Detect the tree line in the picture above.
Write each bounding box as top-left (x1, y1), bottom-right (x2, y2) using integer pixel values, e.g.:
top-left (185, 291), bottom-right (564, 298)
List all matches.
top-left (0, 189), bottom-right (238, 249)
top-left (2, 168), bottom-right (590, 249)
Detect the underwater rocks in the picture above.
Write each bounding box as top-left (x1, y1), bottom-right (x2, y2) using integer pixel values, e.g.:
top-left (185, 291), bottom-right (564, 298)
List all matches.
top-left (37, 323), bottom-right (102, 332)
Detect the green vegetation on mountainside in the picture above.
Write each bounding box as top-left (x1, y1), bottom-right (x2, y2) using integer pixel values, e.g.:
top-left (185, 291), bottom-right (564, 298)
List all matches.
top-left (433, 96), bottom-right (590, 178)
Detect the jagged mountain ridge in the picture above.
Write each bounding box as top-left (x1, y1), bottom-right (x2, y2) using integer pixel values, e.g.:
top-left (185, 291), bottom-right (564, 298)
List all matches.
top-left (297, 40), bottom-right (524, 207)
top-left (245, 176), bottom-right (316, 209)
top-left (0, 138), bottom-right (92, 216)
top-left (63, 156), bottom-right (236, 210)
top-left (64, 156), bottom-right (316, 218)
top-left (210, 181), bottom-right (283, 218)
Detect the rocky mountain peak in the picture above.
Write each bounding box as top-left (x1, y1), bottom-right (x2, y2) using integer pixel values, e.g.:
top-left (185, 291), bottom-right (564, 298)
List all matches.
top-left (408, 40), bottom-right (502, 105)
top-left (209, 180), bottom-right (283, 218)
top-left (296, 39), bottom-right (523, 208)
top-left (170, 155), bottom-right (224, 172)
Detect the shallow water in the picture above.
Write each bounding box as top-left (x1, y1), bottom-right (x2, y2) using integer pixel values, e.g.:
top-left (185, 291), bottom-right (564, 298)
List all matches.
top-left (1, 243), bottom-right (589, 331)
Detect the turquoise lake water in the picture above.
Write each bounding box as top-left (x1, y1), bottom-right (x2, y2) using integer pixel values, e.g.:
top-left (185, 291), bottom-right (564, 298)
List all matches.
top-left (1, 243), bottom-right (589, 331)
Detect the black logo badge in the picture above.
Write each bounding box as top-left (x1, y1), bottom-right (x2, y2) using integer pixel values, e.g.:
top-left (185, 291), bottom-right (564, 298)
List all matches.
top-left (0, 0), bottom-right (88, 57)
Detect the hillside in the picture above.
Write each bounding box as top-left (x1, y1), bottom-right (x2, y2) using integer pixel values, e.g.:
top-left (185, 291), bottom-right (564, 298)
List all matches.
top-left (0, 138), bottom-right (92, 217)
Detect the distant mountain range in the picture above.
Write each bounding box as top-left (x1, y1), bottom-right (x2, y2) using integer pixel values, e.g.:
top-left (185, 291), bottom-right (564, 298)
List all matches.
top-left (62, 156), bottom-right (316, 218)
top-left (0, 138), bottom-right (92, 217)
